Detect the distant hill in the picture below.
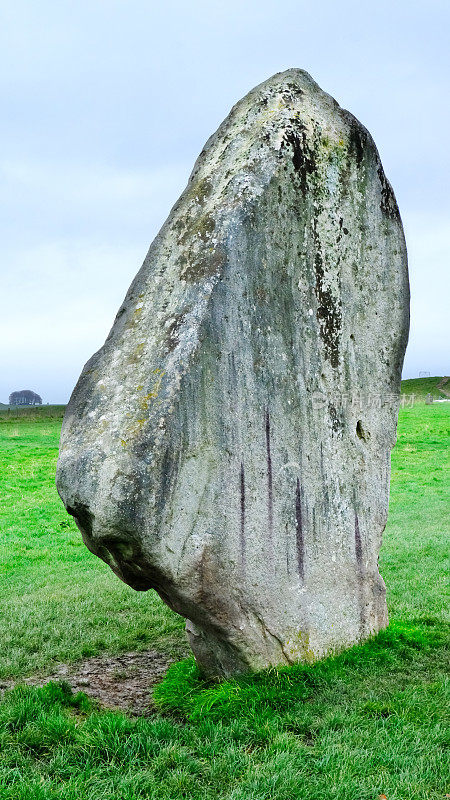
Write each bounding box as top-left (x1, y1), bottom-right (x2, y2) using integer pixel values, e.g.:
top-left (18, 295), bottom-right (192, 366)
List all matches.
top-left (401, 376), bottom-right (449, 400)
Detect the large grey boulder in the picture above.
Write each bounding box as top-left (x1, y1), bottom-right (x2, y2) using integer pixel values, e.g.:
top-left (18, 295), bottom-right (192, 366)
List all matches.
top-left (56, 69), bottom-right (409, 678)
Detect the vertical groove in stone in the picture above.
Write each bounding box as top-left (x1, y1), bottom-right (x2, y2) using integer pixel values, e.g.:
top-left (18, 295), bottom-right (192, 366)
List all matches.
top-left (354, 512), bottom-right (363, 573)
top-left (354, 512), bottom-right (366, 636)
top-left (265, 408), bottom-right (274, 544)
top-left (240, 461), bottom-right (246, 571)
top-left (295, 478), bottom-right (305, 580)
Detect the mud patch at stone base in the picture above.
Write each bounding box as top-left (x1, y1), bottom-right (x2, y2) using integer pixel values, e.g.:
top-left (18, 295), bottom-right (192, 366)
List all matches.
top-left (1, 650), bottom-right (172, 716)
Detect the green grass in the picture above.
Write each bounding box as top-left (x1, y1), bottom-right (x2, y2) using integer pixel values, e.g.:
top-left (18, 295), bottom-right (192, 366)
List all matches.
top-left (0, 380), bottom-right (448, 798)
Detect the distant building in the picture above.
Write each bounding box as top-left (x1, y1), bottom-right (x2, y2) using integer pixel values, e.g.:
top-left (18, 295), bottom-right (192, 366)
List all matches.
top-left (9, 390), bottom-right (42, 406)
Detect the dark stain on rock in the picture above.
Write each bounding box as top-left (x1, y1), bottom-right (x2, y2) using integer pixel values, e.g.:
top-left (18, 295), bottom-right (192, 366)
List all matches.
top-left (313, 245), bottom-right (342, 368)
top-left (165, 313), bottom-right (185, 351)
top-left (377, 165), bottom-right (398, 218)
top-left (179, 248), bottom-right (225, 283)
top-left (355, 512), bottom-right (363, 573)
top-left (265, 408), bottom-right (274, 543)
top-left (348, 121), bottom-right (366, 166)
top-left (240, 462), bottom-right (246, 570)
top-left (157, 445), bottom-right (177, 516)
top-left (197, 549), bottom-right (207, 607)
top-left (338, 217), bottom-right (349, 237)
top-left (283, 83), bottom-right (304, 100)
top-left (295, 478), bottom-right (305, 580)
top-left (354, 512), bottom-right (367, 636)
top-left (328, 403), bottom-right (342, 435)
top-left (282, 124), bottom-right (315, 195)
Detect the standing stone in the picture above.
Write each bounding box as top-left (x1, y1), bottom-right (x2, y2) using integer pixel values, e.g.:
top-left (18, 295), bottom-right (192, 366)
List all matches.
top-left (56, 70), bottom-right (409, 678)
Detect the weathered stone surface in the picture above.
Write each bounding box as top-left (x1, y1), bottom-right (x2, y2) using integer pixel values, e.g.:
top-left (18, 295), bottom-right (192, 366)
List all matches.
top-left (56, 69), bottom-right (409, 677)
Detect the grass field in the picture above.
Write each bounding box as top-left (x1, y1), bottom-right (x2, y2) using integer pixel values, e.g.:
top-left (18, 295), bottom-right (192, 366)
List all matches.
top-left (0, 383), bottom-right (448, 799)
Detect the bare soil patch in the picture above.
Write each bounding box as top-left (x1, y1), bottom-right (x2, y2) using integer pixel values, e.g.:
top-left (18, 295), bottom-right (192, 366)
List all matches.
top-left (1, 650), bottom-right (172, 716)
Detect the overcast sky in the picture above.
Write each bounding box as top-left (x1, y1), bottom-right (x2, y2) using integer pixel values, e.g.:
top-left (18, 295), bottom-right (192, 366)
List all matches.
top-left (1, 0), bottom-right (448, 403)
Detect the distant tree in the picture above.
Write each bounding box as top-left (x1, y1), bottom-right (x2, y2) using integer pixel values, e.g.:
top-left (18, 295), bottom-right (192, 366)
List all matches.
top-left (9, 390), bottom-right (42, 406)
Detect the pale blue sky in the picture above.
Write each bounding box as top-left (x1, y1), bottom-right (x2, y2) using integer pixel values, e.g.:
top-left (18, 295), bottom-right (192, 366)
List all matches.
top-left (1, 0), bottom-right (448, 403)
